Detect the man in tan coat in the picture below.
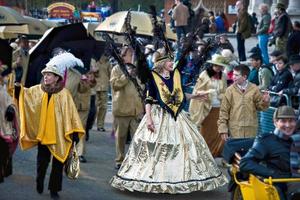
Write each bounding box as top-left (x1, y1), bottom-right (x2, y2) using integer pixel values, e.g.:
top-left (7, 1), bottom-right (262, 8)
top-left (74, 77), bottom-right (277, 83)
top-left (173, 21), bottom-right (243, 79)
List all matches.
top-left (218, 64), bottom-right (270, 140)
top-left (172, 0), bottom-right (190, 41)
top-left (236, 0), bottom-right (251, 62)
top-left (10, 36), bottom-right (30, 87)
top-left (110, 47), bottom-right (144, 169)
top-left (92, 55), bottom-right (112, 132)
top-left (74, 72), bottom-right (96, 163)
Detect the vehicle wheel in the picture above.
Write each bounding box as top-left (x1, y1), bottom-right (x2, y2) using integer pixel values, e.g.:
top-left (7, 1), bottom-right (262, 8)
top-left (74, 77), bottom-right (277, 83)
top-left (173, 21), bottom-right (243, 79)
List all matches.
top-left (231, 185), bottom-right (243, 200)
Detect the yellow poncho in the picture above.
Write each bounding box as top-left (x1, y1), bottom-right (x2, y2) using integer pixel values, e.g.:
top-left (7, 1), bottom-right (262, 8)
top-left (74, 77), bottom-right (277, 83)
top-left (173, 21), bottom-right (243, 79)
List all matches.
top-left (19, 84), bottom-right (85, 163)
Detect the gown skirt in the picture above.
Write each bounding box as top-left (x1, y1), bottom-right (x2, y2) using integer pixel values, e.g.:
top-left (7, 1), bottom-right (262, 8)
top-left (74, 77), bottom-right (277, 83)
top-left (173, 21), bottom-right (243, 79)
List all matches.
top-left (110, 105), bottom-right (228, 193)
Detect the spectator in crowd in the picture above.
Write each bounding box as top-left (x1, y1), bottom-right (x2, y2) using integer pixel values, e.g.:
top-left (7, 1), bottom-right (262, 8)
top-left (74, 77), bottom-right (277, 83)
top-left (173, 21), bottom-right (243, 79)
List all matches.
top-left (268, 11), bottom-right (277, 35)
top-left (272, 3), bottom-right (292, 52)
top-left (168, 3), bottom-right (177, 32)
top-left (268, 55), bottom-right (293, 93)
top-left (257, 3), bottom-right (271, 65)
top-left (181, 49), bottom-right (200, 95)
top-left (189, 54), bottom-right (228, 157)
top-left (268, 55), bottom-right (293, 107)
top-left (250, 12), bottom-right (259, 34)
top-left (248, 54), bottom-right (260, 86)
top-left (278, 55), bottom-right (300, 98)
top-left (217, 34), bottom-right (234, 53)
top-left (215, 12), bottom-right (225, 33)
top-left (249, 53), bottom-right (273, 90)
top-left (221, 49), bottom-right (239, 85)
top-left (201, 17), bottom-right (210, 33)
top-left (220, 12), bottom-right (230, 32)
top-left (240, 106), bottom-right (300, 200)
top-left (209, 16), bottom-right (217, 33)
top-left (208, 10), bottom-right (214, 18)
top-left (218, 64), bottom-right (270, 140)
top-left (270, 49), bottom-right (283, 74)
top-left (236, 0), bottom-right (252, 61)
top-left (287, 21), bottom-right (300, 59)
top-left (172, 0), bottom-right (190, 42)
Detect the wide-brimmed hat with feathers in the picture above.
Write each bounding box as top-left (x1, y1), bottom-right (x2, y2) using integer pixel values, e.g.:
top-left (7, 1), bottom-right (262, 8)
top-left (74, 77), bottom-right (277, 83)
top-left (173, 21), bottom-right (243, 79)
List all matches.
top-left (42, 52), bottom-right (84, 79)
top-left (206, 54), bottom-right (230, 68)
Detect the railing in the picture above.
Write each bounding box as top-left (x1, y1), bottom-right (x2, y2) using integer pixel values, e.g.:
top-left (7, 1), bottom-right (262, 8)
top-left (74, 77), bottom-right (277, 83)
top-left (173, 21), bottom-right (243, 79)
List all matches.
top-left (257, 91), bottom-right (291, 135)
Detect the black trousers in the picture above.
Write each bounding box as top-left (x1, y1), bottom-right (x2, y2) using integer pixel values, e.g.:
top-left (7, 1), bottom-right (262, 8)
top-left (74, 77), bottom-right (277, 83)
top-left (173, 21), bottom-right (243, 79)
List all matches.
top-left (37, 143), bottom-right (64, 192)
top-left (237, 33), bottom-right (246, 62)
top-left (0, 137), bottom-right (11, 183)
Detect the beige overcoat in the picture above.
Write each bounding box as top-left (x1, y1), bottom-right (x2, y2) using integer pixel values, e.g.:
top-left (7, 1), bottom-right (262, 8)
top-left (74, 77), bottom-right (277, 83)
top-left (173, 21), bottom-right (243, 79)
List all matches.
top-left (189, 71), bottom-right (227, 127)
top-left (218, 83), bottom-right (269, 138)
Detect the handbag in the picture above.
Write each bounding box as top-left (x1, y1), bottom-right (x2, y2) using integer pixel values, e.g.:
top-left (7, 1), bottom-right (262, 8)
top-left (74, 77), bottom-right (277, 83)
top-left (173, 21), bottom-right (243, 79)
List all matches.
top-left (64, 142), bottom-right (80, 179)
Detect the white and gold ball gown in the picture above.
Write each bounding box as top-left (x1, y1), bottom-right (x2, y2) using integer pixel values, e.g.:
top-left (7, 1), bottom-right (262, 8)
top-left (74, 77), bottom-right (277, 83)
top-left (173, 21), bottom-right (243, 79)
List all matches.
top-left (110, 68), bottom-right (228, 193)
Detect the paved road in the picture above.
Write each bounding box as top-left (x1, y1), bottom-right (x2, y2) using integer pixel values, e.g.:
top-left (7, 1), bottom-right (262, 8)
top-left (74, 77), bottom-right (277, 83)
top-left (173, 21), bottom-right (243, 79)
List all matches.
top-left (0, 112), bottom-right (231, 200)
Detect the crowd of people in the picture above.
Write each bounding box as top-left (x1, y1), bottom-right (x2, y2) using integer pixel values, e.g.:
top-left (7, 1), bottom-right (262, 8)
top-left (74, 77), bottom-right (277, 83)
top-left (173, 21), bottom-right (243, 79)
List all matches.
top-left (1, 0), bottom-right (300, 199)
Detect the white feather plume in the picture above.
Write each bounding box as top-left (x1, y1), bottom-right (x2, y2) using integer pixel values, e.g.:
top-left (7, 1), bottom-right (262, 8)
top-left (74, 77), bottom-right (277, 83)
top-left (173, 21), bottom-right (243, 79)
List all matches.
top-left (46, 52), bottom-right (84, 76)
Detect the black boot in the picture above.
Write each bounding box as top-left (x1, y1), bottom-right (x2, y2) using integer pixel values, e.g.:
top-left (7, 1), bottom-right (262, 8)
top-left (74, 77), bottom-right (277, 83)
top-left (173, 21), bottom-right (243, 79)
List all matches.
top-left (36, 179), bottom-right (44, 194)
top-left (50, 191), bottom-right (60, 199)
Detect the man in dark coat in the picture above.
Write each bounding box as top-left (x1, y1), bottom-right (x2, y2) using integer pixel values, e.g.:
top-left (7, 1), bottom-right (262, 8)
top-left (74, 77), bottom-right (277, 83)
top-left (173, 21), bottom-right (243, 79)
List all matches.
top-left (273, 3), bottom-right (292, 52)
top-left (287, 21), bottom-right (300, 59)
top-left (240, 106), bottom-right (300, 200)
top-left (279, 55), bottom-right (300, 97)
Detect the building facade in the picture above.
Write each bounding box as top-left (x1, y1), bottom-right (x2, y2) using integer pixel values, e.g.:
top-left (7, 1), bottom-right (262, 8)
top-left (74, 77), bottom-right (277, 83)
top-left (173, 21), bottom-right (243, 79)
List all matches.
top-left (165, 0), bottom-right (300, 29)
top-left (249, 0), bottom-right (300, 21)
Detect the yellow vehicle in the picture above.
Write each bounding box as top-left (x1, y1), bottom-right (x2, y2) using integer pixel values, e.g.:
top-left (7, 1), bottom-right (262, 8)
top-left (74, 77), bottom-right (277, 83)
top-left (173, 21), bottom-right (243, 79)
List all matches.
top-left (230, 153), bottom-right (300, 200)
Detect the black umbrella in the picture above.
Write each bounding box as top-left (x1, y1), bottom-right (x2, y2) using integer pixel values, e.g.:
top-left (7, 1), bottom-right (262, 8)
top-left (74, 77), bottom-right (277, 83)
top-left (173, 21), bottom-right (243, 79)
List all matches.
top-left (0, 38), bottom-right (12, 76)
top-left (26, 23), bottom-right (106, 87)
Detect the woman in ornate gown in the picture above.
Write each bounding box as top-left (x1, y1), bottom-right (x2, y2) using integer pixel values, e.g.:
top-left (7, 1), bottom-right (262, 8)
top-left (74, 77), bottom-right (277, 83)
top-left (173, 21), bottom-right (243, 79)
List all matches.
top-left (110, 55), bottom-right (228, 193)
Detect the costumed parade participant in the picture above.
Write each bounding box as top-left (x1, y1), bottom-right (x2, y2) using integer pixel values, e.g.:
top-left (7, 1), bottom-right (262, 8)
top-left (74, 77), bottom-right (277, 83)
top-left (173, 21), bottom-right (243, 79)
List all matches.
top-left (189, 54), bottom-right (228, 157)
top-left (0, 62), bottom-right (19, 183)
top-left (110, 53), bottom-right (228, 193)
top-left (15, 56), bottom-right (85, 199)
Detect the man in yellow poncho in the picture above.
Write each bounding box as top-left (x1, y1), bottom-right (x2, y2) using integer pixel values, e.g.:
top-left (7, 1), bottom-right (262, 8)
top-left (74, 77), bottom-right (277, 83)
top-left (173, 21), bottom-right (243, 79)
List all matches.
top-left (15, 63), bottom-right (84, 199)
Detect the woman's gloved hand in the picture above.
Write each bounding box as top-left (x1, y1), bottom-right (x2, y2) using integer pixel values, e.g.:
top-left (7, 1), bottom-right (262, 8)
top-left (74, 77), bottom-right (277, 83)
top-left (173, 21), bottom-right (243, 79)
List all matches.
top-left (14, 66), bottom-right (23, 83)
top-left (5, 105), bottom-right (15, 121)
top-left (72, 132), bottom-right (79, 144)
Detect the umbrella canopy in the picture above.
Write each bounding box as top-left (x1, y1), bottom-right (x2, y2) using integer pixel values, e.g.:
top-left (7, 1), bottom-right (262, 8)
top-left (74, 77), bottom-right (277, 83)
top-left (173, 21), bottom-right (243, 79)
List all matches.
top-left (0, 38), bottom-right (12, 76)
top-left (95, 11), bottom-right (176, 41)
top-left (0, 6), bottom-right (27, 25)
top-left (40, 19), bottom-right (59, 29)
top-left (83, 22), bottom-right (100, 37)
top-left (0, 16), bottom-right (48, 38)
top-left (0, 26), bottom-right (18, 39)
top-left (23, 16), bottom-right (48, 35)
top-left (26, 23), bottom-right (106, 87)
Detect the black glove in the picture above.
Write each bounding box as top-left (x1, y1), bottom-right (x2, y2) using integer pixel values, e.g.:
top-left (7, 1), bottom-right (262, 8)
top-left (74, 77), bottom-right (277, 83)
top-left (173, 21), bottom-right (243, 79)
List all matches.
top-left (72, 132), bottom-right (79, 144)
top-left (15, 66), bottom-right (23, 83)
top-left (5, 105), bottom-right (15, 122)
